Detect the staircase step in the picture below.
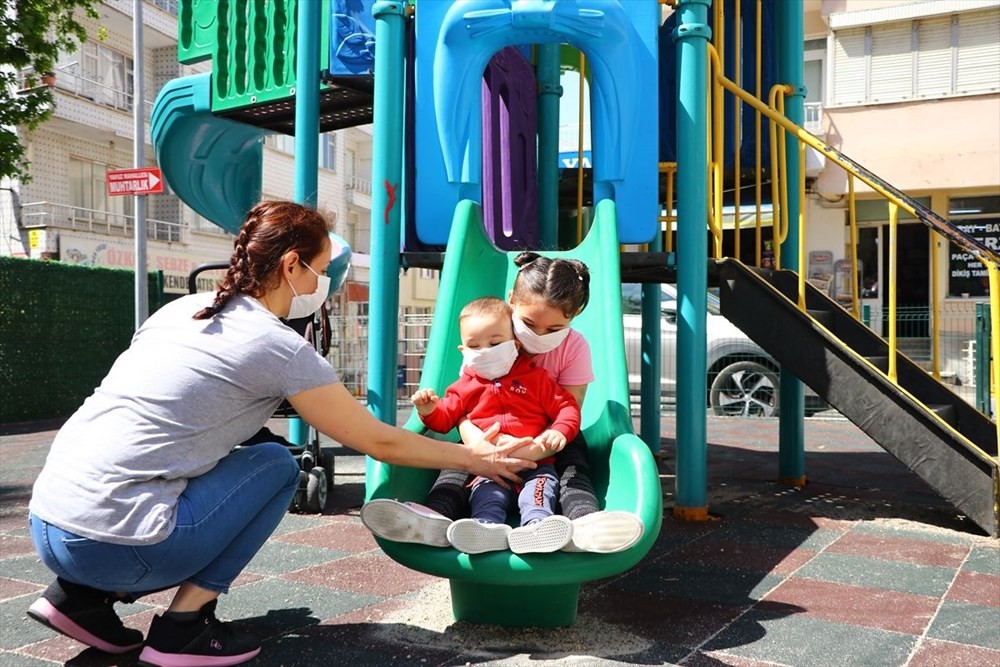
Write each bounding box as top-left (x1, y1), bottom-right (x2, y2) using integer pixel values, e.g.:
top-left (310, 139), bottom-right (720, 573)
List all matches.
top-left (927, 403), bottom-right (958, 427)
top-left (807, 309), bottom-right (834, 328)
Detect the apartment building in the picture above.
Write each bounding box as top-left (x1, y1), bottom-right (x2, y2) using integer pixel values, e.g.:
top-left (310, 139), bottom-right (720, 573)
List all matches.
top-left (800, 0), bottom-right (1000, 380)
top-left (2, 0), bottom-right (438, 317)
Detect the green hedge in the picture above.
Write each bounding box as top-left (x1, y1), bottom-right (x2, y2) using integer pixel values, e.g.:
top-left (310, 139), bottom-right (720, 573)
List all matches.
top-left (0, 257), bottom-right (164, 424)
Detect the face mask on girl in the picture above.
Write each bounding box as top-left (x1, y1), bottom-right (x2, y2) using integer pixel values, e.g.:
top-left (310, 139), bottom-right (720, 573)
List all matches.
top-left (462, 340), bottom-right (518, 380)
top-left (287, 262), bottom-right (331, 320)
top-left (512, 316), bottom-right (571, 354)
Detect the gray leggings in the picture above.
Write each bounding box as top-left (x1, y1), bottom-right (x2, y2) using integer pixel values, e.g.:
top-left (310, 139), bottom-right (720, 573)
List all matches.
top-left (425, 433), bottom-right (598, 520)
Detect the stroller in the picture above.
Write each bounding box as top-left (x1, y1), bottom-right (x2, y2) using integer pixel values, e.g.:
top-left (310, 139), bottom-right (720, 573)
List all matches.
top-left (187, 234), bottom-right (351, 513)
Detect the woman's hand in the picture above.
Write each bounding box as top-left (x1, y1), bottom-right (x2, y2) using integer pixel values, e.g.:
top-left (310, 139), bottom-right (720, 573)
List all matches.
top-left (290, 384), bottom-right (534, 485)
top-left (464, 423), bottom-right (535, 485)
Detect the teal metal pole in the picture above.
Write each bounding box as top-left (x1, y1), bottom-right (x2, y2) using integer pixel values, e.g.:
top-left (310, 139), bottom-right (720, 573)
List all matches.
top-left (640, 229), bottom-right (664, 454)
top-left (673, 0), bottom-right (711, 518)
top-left (975, 302), bottom-right (991, 415)
top-left (367, 1), bottom-right (406, 426)
top-left (776, 1), bottom-right (806, 484)
top-left (289, 0), bottom-right (322, 445)
top-left (536, 44), bottom-right (562, 250)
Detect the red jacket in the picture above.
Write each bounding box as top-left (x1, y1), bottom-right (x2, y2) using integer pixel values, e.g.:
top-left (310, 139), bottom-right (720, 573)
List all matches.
top-left (420, 355), bottom-right (581, 442)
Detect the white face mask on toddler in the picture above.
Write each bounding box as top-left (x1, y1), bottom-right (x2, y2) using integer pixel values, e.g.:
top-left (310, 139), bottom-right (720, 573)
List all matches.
top-left (287, 262), bottom-right (331, 320)
top-left (512, 316), bottom-right (571, 354)
top-left (461, 339), bottom-right (518, 380)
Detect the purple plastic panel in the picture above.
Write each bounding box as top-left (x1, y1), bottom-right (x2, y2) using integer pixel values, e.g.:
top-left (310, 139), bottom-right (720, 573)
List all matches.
top-left (482, 47), bottom-right (538, 251)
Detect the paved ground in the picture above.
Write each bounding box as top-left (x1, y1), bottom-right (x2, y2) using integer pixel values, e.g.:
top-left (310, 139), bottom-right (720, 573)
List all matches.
top-left (1, 414), bottom-right (997, 666)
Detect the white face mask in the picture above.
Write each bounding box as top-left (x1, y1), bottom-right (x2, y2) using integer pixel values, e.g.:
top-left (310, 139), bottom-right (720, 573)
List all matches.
top-left (512, 316), bottom-right (571, 354)
top-left (462, 339), bottom-right (518, 380)
top-left (287, 262), bottom-right (331, 320)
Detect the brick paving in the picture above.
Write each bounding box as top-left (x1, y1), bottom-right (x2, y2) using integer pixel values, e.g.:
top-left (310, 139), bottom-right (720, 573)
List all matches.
top-left (1, 415), bottom-right (997, 666)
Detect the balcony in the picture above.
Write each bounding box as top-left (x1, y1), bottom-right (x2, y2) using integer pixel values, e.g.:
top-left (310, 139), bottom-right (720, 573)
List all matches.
top-left (18, 65), bottom-right (153, 143)
top-left (20, 201), bottom-right (185, 244)
top-left (345, 176), bottom-right (372, 210)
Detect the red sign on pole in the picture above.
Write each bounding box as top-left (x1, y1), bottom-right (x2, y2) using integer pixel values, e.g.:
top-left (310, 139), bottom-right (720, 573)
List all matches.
top-left (106, 167), bottom-right (164, 196)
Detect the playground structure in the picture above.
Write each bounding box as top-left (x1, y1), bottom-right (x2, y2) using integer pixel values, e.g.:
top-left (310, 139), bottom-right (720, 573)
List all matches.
top-left (151, 0), bottom-right (1000, 627)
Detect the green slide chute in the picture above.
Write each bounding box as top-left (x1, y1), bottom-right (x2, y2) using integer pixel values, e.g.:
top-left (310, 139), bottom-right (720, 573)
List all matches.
top-left (365, 199), bottom-right (663, 626)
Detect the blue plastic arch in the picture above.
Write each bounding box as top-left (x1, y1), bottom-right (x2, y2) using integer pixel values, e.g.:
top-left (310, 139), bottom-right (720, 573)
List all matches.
top-left (414, 0), bottom-right (659, 245)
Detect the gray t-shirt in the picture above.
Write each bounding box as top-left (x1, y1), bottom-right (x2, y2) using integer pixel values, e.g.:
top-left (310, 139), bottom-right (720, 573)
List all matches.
top-left (29, 293), bottom-right (338, 545)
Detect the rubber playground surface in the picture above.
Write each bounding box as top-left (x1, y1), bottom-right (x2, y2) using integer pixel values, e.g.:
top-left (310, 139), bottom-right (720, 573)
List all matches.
top-left (1, 413), bottom-right (997, 666)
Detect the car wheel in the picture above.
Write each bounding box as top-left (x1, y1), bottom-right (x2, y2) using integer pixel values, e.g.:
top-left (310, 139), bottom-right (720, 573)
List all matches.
top-left (710, 360), bottom-right (780, 417)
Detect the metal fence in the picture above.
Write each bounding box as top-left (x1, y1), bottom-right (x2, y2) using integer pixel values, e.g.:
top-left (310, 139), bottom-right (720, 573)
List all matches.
top-left (328, 301), bottom-right (987, 417)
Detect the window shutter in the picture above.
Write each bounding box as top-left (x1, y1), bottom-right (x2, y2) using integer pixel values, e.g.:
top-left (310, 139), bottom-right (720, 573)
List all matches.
top-left (870, 22), bottom-right (913, 103)
top-left (833, 28), bottom-right (867, 105)
top-left (916, 15), bottom-right (953, 98)
top-left (956, 8), bottom-right (1000, 95)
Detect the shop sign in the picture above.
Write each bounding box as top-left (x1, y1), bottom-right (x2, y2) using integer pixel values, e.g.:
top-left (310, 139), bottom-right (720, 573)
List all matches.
top-left (58, 231), bottom-right (224, 294)
top-left (949, 222), bottom-right (1000, 297)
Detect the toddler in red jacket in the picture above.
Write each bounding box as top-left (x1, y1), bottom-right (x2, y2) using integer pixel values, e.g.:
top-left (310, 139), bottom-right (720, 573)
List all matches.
top-left (412, 296), bottom-right (581, 554)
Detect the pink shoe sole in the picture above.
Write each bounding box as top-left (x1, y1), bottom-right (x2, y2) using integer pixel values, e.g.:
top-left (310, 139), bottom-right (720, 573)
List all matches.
top-left (27, 598), bottom-right (142, 654)
top-left (137, 645), bottom-right (262, 667)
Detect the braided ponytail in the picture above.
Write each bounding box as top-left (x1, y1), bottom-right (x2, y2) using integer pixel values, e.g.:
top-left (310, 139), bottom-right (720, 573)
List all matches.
top-left (193, 201), bottom-right (332, 320)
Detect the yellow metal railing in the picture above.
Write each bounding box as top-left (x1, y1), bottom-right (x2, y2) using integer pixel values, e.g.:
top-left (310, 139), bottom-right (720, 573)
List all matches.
top-left (658, 162), bottom-right (677, 253)
top-left (704, 44), bottom-right (1000, 451)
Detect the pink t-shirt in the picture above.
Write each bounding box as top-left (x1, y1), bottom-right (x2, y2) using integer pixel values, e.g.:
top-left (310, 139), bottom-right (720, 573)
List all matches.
top-left (530, 328), bottom-right (594, 387)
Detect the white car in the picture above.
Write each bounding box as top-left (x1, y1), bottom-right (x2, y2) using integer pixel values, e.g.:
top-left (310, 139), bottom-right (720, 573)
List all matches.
top-left (622, 283), bottom-right (818, 417)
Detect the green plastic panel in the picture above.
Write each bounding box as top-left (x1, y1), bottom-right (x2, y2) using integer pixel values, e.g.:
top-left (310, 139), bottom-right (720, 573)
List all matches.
top-left (176, 0), bottom-right (331, 114)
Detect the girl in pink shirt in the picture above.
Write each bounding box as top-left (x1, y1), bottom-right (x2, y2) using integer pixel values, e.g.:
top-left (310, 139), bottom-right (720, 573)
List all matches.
top-left (362, 253), bottom-right (643, 553)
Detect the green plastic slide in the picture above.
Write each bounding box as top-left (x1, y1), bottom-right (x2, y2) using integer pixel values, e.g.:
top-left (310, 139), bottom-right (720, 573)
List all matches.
top-left (365, 199), bottom-right (663, 627)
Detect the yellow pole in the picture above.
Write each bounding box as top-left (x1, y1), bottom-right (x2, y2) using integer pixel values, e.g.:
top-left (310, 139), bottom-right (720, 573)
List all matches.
top-left (664, 163), bottom-right (675, 252)
top-left (988, 262), bottom-right (1000, 450)
top-left (576, 51), bottom-right (586, 243)
top-left (798, 140), bottom-right (806, 310)
top-left (888, 201), bottom-right (899, 383)
top-left (848, 174), bottom-right (860, 320)
top-left (768, 86), bottom-right (782, 269)
top-left (709, 45), bottom-right (724, 258)
top-left (755, 0), bottom-right (763, 267)
top-left (733, 0), bottom-right (742, 261)
top-left (931, 230), bottom-right (941, 380)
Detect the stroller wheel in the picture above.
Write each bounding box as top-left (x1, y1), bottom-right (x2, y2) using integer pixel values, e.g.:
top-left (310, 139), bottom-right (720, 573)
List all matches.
top-left (321, 449), bottom-right (335, 488)
top-left (289, 470), bottom-right (310, 513)
top-left (304, 467), bottom-right (328, 513)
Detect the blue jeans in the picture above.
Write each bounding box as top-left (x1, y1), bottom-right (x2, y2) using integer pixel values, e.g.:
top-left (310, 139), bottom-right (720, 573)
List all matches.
top-left (469, 463), bottom-right (559, 526)
top-left (29, 442), bottom-right (300, 595)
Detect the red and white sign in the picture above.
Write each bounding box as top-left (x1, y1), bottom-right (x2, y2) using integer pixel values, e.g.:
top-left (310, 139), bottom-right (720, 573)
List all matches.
top-left (106, 167), bottom-right (164, 196)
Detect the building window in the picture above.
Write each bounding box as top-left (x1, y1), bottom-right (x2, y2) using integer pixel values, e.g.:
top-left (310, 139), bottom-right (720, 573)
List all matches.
top-left (56, 42), bottom-right (134, 111)
top-left (184, 205), bottom-right (229, 237)
top-left (69, 158), bottom-right (132, 227)
top-left (265, 134), bottom-right (295, 154)
top-left (419, 268), bottom-right (436, 279)
top-left (320, 133), bottom-right (337, 171)
top-left (831, 8), bottom-right (1000, 107)
top-left (948, 195), bottom-right (1000, 298)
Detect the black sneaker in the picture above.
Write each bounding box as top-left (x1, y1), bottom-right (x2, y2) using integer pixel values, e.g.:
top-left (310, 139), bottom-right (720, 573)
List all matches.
top-left (137, 599), bottom-right (261, 667)
top-left (26, 578), bottom-right (143, 654)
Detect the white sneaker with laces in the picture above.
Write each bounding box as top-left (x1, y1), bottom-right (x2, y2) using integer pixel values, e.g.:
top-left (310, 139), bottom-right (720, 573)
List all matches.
top-left (508, 515), bottom-right (573, 554)
top-left (446, 519), bottom-right (512, 554)
top-left (360, 499), bottom-right (452, 547)
top-left (561, 511), bottom-right (644, 553)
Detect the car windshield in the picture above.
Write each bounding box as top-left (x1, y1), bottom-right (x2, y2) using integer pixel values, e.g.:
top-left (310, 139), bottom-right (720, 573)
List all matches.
top-left (621, 283), bottom-right (722, 316)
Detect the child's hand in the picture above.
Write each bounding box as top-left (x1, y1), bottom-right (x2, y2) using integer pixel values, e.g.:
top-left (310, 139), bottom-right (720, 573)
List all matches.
top-left (534, 430), bottom-right (567, 452)
top-left (411, 388), bottom-right (440, 416)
